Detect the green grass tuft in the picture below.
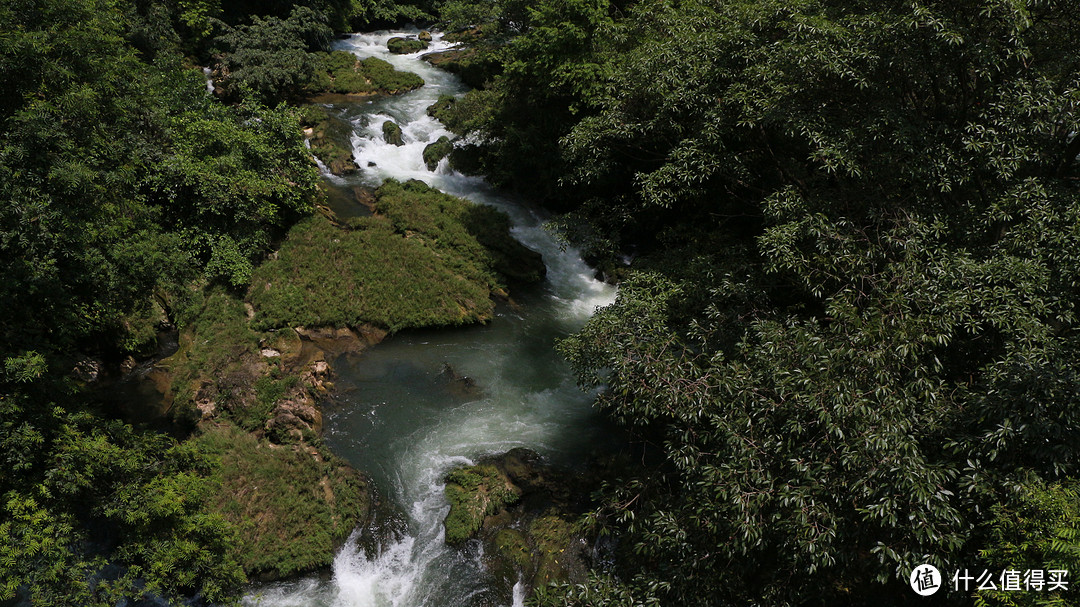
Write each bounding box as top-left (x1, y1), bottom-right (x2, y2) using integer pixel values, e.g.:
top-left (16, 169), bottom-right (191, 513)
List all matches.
top-left (196, 423), bottom-right (370, 578)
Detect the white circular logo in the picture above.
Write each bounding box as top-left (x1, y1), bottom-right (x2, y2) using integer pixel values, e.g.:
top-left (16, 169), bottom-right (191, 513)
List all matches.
top-left (910, 564), bottom-right (942, 596)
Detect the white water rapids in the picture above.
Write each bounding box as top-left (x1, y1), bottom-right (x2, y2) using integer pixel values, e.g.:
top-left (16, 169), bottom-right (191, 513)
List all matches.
top-left (241, 30), bottom-right (616, 607)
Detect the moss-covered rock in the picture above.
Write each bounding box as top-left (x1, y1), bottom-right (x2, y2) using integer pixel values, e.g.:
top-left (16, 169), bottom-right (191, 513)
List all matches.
top-left (441, 449), bottom-right (596, 602)
top-left (460, 205), bottom-right (546, 284)
top-left (421, 48), bottom-right (496, 90)
top-left (443, 464), bottom-right (521, 545)
top-left (359, 56), bottom-right (424, 94)
top-left (387, 36), bottom-right (428, 54)
top-left (309, 51), bottom-right (424, 97)
top-left (300, 104), bottom-right (358, 175)
top-left (529, 514), bottom-right (582, 586)
top-left (382, 119), bottom-right (404, 146)
top-left (418, 30), bottom-right (432, 41)
top-left (427, 94), bottom-right (456, 121)
top-left (423, 136), bottom-right (453, 171)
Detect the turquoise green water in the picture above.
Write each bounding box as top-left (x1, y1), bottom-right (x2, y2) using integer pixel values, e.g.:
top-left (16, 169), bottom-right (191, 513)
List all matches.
top-left (243, 30), bottom-right (616, 607)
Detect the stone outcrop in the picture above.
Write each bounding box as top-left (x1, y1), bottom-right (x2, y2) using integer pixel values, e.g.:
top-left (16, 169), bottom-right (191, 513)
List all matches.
top-left (382, 119), bottom-right (404, 146)
top-left (423, 136), bottom-right (453, 171)
top-left (387, 36), bottom-right (429, 54)
top-left (443, 449), bottom-right (595, 601)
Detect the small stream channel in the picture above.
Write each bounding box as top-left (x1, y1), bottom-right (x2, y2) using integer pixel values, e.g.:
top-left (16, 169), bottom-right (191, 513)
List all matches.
top-left (242, 30), bottom-right (617, 607)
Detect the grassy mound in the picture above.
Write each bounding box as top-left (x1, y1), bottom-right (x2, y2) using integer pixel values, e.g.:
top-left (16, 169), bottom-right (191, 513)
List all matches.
top-left (310, 51), bottom-right (423, 96)
top-left (249, 213), bottom-right (493, 331)
top-left (249, 180), bottom-right (544, 332)
top-left (163, 289), bottom-right (262, 428)
top-left (196, 423), bottom-right (371, 579)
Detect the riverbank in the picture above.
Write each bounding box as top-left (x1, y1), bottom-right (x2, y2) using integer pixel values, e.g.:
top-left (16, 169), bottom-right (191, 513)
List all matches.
top-left (124, 146), bottom-right (548, 585)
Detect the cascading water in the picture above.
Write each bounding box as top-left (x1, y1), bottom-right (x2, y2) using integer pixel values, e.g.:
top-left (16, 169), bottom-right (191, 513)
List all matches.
top-left (242, 30), bottom-right (617, 607)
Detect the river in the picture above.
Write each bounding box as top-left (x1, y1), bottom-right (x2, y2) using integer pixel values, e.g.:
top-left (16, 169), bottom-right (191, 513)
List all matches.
top-left (241, 30), bottom-right (617, 607)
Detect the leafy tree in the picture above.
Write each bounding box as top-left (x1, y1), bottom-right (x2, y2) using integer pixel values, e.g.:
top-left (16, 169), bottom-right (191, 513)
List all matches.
top-left (0, 0), bottom-right (321, 602)
top-left (479, 0), bottom-right (1080, 604)
top-left (975, 483), bottom-right (1080, 607)
top-left (213, 5), bottom-right (333, 104)
top-left (1, 387), bottom-right (246, 606)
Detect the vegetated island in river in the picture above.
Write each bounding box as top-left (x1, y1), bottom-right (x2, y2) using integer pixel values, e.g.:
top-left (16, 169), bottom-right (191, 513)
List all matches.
top-left (143, 173), bottom-right (547, 582)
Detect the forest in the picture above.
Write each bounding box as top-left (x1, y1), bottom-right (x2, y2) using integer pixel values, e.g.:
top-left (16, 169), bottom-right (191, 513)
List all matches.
top-left (2, 0), bottom-right (1079, 605)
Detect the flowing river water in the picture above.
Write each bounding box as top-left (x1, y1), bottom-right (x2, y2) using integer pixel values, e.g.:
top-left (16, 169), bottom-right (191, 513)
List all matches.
top-left (242, 31), bottom-right (617, 607)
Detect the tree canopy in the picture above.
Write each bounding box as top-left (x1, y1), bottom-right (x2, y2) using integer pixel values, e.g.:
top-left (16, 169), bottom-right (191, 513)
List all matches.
top-left (0, 0), bottom-right (321, 603)
top-left (438, 0), bottom-right (1080, 604)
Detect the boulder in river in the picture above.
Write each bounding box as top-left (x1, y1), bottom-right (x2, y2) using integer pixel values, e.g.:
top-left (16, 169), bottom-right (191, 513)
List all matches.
top-left (442, 449), bottom-right (594, 600)
top-left (423, 136), bottom-right (453, 171)
top-left (387, 36), bottom-right (429, 54)
top-left (382, 119), bottom-right (404, 146)
top-left (439, 362), bottom-right (480, 398)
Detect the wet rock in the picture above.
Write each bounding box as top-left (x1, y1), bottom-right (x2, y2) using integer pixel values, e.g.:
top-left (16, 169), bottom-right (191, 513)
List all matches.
top-left (442, 449), bottom-right (595, 600)
top-left (443, 464), bottom-right (521, 545)
top-left (382, 120), bottom-right (404, 146)
top-left (439, 362), bottom-right (480, 398)
top-left (387, 36), bottom-right (428, 54)
top-left (423, 136), bottom-right (453, 171)
top-left (266, 328), bottom-right (304, 367)
top-left (72, 356), bottom-right (105, 383)
top-left (418, 30), bottom-right (432, 41)
top-left (295, 324), bottom-right (386, 357)
top-left (120, 356), bottom-right (138, 374)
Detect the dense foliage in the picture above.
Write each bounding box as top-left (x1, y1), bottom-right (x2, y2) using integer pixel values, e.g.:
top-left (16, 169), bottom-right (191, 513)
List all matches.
top-left (432, 0), bottom-right (1080, 604)
top-left (213, 5), bottom-right (335, 103)
top-left (6, 0), bottom-right (1080, 603)
top-left (0, 0), bottom-right (323, 602)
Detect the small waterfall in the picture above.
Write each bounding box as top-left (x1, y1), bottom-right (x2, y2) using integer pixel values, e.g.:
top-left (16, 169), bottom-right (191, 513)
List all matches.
top-left (243, 30), bottom-right (616, 607)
